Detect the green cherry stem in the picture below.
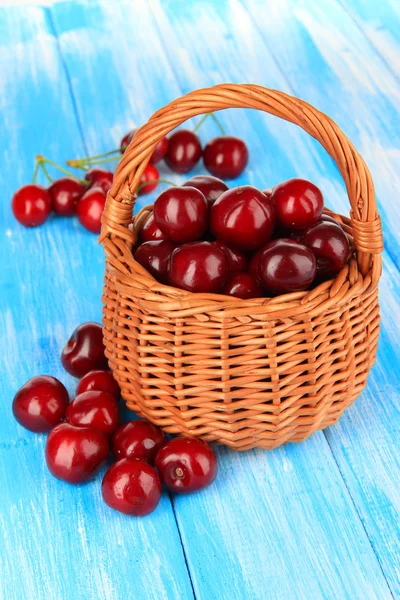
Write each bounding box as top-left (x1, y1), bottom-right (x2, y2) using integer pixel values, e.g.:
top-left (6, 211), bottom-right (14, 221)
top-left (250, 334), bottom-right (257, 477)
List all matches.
top-left (210, 112), bottom-right (226, 135)
top-left (32, 159), bottom-right (41, 184)
top-left (136, 178), bottom-right (177, 193)
top-left (40, 161), bottom-right (53, 184)
top-left (36, 155), bottom-right (88, 185)
top-left (193, 112), bottom-right (226, 136)
top-left (67, 154), bottom-right (121, 169)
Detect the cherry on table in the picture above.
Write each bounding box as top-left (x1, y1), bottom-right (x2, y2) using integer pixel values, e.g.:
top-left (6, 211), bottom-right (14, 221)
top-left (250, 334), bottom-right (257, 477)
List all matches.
top-left (134, 240), bottom-right (178, 284)
top-left (165, 130), bottom-right (202, 174)
top-left (211, 185), bottom-right (275, 251)
top-left (61, 322), bottom-right (108, 378)
top-left (213, 241), bottom-right (248, 273)
top-left (112, 420), bottom-right (166, 463)
top-left (66, 390), bottom-right (119, 436)
top-left (153, 186), bottom-right (208, 243)
top-left (258, 238), bottom-right (317, 293)
top-left (303, 221), bottom-right (350, 276)
top-left (140, 213), bottom-right (167, 243)
top-left (12, 375), bottom-right (69, 433)
top-left (77, 370), bottom-right (120, 399)
top-left (121, 129), bottom-right (168, 164)
top-left (155, 437), bottom-right (218, 493)
top-left (203, 136), bottom-right (248, 179)
top-left (12, 184), bottom-right (52, 227)
top-left (137, 164), bottom-right (159, 196)
top-left (222, 272), bottom-right (262, 299)
top-left (49, 178), bottom-right (86, 216)
top-left (169, 241), bottom-right (228, 293)
top-left (272, 178), bottom-right (324, 230)
top-left (84, 168), bottom-right (113, 193)
top-left (77, 187), bottom-right (107, 233)
top-left (45, 423), bottom-right (109, 484)
top-left (183, 175), bottom-right (228, 206)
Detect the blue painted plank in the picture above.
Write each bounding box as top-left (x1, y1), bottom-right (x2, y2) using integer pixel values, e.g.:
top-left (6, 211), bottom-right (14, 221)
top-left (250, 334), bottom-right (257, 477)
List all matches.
top-left (0, 6), bottom-right (193, 600)
top-left (50, 0), bottom-right (398, 598)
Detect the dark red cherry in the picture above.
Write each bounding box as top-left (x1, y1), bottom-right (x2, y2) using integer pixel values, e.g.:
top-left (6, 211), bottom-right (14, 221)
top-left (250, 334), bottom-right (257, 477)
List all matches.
top-left (137, 164), bottom-right (159, 196)
top-left (165, 130), bottom-right (202, 174)
top-left (153, 186), bottom-right (208, 243)
top-left (112, 420), bottom-right (166, 463)
top-left (134, 240), bottom-right (178, 284)
top-left (213, 241), bottom-right (248, 273)
top-left (321, 213), bottom-right (339, 224)
top-left (155, 437), bottom-right (218, 493)
top-left (262, 188), bottom-right (273, 203)
top-left (121, 129), bottom-right (168, 164)
top-left (66, 390), bottom-right (119, 436)
top-left (211, 186), bottom-right (275, 251)
top-left (102, 458), bottom-right (161, 516)
top-left (12, 184), bottom-right (52, 227)
top-left (45, 423), bottom-right (109, 484)
top-left (248, 248), bottom-right (264, 285)
top-left (49, 178), bottom-right (86, 216)
top-left (140, 213), bottom-right (167, 242)
top-left (169, 242), bottom-right (228, 293)
top-left (76, 370), bottom-right (120, 400)
top-left (12, 375), bottom-right (69, 433)
top-left (203, 136), bottom-right (248, 179)
top-left (259, 239), bottom-right (317, 293)
top-left (77, 187), bottom-right (107, 233)
top-left (222, 272), bottom-right (262, 299)
top-left (61, 322), bottom-right (108, 378)
top-left (272, 178), bottom-right (324, 230)
top-left (120, 130), bottom-right (134, 152)
top-left (84, 168), bottom-right (113, 193)
top-left (303, 221), bottom-right (350, 276)
top-left (183, 175), bottom-right (228, 206)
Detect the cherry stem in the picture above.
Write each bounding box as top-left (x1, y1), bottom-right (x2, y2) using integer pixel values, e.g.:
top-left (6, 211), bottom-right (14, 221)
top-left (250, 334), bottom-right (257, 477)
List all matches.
top-left (136, 178), bottom-right (177, 193)
top-left (36, 155), bottom-right (88, 185)
top-left (193, 112), bottom-right (226, 135)
top-left (40, 162), bottom-right (53, 184)
top-left (67, 154), bottom-right (121, 169)
top-left (32, 159), bottom-right (41, 184)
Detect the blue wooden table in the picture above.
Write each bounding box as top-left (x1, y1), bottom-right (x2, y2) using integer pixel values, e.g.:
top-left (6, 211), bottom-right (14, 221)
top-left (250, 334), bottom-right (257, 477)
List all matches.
top-left (1, 1), bottom-right (399, 599)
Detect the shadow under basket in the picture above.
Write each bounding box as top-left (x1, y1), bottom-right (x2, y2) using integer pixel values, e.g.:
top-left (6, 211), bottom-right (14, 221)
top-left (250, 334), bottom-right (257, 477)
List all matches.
top-left (100, 83), bottom-right (383, 451)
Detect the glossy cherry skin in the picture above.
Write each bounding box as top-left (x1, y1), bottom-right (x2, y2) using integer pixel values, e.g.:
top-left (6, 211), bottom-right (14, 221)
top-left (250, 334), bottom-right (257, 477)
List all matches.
top-left (213, 241), bottom-right (248, 273)
top-left (137, 164), bottom-right (159, 196)
top-left (248, 248), bottom-right (264, 286)
top-left (272, 178), bottom-right (324, 230)
top-left (61, 322), bottom-right (108, 378)
top-left (102, 458), bottom-right (161, 516)
top-left (49, 178), bottom-right (86, 216)
top-left (169, 242), bottom-right (228, 293)
top-left (203, 136), bottom-right (248, 180)
top-left (222, 272), bottom-right (262, 299)
top-left (165, 130), bottom-right (202, 174)
top-left (134, 240), bottom-right (178, 284)
top-left (155, 437), bottom-right (218, 493)
top-left (12, 184), bottom-right (52, 227)
top-left (112, 420), bottom-right (166, 463)
top-left (259, 239), bottom-right (317, 294)
top-left (77, 187), bottom-right (107, 233)
top-left (183, 175), bottom-right (228, 206)
top-left (121, 129), bottom-right (168, 164)
top-left (154, 186), bottom-right (208, 243)
top-left (66, 390), bottom-right (119, 436)
top-left (211, 186), bottom-right (275, 251)
top-left (84, 168), bottom-right (113, 193)
top-left (46, 423), bottom-right (109, 484)
top-left (303, 221), bottom-right (350, 276)
top-left (12, 376), bottom-right (69, 433)
top-left (140, 213), bottom-right (167, 243)
top-left (77, 370), bottom-right (120, 400)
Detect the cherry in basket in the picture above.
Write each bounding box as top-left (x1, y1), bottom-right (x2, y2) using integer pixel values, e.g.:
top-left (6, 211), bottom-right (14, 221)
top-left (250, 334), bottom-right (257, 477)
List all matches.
top-left (258, 239), bottom-right (317, 293)
top-left (183, 175), bottom-right (228, 206)
top-left (153, 186), bottom-right (208, 243)
top-left (272, 178), bottom-right (323, 230)
top-left (168, 241), bottom-right (228, 293)
top-left (134, 240), bottom-right (178, 284)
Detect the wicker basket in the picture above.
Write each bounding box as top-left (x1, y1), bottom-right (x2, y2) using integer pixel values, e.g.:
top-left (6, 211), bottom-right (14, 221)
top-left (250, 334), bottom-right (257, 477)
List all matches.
top-left (100, 83), bottom-right (383, 451)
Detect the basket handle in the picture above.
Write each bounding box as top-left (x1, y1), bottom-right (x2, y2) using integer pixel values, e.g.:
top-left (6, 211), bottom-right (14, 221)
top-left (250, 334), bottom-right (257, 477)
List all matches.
top-left (100, 83), bottom-right (383, 278)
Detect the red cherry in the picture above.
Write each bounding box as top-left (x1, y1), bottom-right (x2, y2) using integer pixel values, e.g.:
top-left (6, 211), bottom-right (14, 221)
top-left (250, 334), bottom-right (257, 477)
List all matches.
top-left (262, 188), bottom-right (273, 203)
top-left (121, 129), bottom-right (168, 164)
top-left (12, 376), bottom-right (69, 433)
top-left (137, 164), bottom-right (159, 196)
top-left (153, 186), bottom-right (208, 243)
top-left (222, 272), bottom-right (262, 299)
top-left (12, 184), bottom-right (52, 227)
top-left (102, 458), bottom-right (161, 516)
top-left (203, 136), bottom-right (248, 179)
top-left (259, 239), bottom-right (317, 293)
top-left (61, 322), bottom-right (107, 378)
top-left (321, 213), bottom-right (339, 224)
top-left (165, 130), bottom-right (202, 174)
top-left (120, 130), bottom-right (134, 152)
top-left (84, 168), bottom-right (113, 193)
top-left (169, 242), bottom-right (228, 293)
top-left (272, 178), bottom-right (324, 230)
top-left (77, 187), bottom-right (106, 233)
top-left (213, 241), bottom-right (248, 273)
top-left (303, 221), bottom-right (350, 276)
top-left (77, 370), bottom-right (120, 400)
top-left (134, 240), bottom-right (178, 284)
top-left (155, 437), bottom-right (218, 493)
top-left (248, 248), bottom-right (264, 285)
top-left (48, 178), bottom-right (86, 216)
top-left (46, 423), bottom-right (109, 484)
top-left (211, 186), bottom-right (275, 251)
top-left (183, 175), bottom-right (228, 206)
top-left (140, 213), bottom-right (167, 242)
top-left (112, 420), bottom-right (166, 463)
top-left (66, 390), bottom-right (119, 436)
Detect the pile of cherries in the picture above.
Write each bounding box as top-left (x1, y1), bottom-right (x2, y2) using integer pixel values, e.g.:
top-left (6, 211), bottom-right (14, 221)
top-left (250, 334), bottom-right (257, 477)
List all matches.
top-left (12, 322), bottom-right (218, 517)
top-left (134, 176), bottom-right (351, 297)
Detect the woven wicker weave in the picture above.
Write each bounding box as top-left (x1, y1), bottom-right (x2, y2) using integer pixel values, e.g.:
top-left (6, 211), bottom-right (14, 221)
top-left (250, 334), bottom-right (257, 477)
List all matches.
top-left (100, 83), bottom-right (383, 450)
